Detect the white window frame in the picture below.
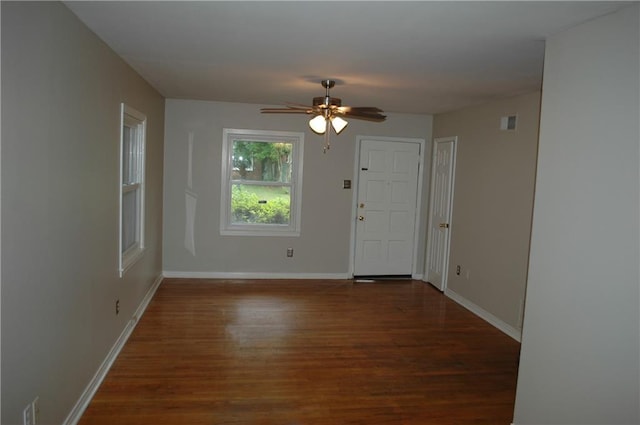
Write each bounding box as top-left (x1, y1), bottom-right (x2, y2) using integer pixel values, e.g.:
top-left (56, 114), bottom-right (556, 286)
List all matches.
top-left (119, 104), bottom-right (146, 276)
top-left (220, 128), bottom-right (304, 237)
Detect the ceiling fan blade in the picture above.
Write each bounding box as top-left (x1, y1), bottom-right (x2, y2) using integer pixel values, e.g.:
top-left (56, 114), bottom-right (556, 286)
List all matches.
top-left (261, 107), bottom-right (312, 114)
top-left (345, 114), bottom-right (387, 122)
top-left (338, 106), bottom-right (385, 113)
top-left (285, 102), bottom-right (315, 109)
top-left (339, 109), bottom-right (387, 122)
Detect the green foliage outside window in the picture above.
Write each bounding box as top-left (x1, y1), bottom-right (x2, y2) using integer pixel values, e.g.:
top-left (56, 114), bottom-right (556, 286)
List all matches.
top-left (231, 185), bottom-right (290, 225)
top-left (233, 141), bottom-right (292, 182)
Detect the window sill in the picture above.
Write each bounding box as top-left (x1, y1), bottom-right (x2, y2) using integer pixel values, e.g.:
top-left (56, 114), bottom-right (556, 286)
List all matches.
top-left (120, 247), bottom-right (146, 277)
top-left (220, 228), bottom-right (300, 237)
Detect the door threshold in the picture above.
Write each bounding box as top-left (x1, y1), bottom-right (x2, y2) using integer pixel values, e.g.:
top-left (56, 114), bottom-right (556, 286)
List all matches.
top-left (353, 274), bottom-right (412, 282)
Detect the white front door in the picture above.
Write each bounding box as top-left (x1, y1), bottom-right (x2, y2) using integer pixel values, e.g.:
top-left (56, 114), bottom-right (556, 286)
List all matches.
top-left (425, 137), bottom-right (457, 291)
top-left (354, 139), bottom-right (421, 276)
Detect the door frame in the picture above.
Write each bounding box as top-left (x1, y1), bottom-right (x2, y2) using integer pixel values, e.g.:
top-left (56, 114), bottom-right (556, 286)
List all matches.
top-left (424, 136), bottom-right (457, 291)
top-left (349, 135), bottom-right (426, 278)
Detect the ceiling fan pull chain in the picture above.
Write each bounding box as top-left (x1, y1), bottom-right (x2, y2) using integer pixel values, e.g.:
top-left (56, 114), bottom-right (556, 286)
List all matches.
top-left (323, 120), bottom-right (331, 153)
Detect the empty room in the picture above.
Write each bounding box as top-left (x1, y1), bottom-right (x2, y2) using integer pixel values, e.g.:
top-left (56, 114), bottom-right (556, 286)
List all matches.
top-left (2, 2), bottom-right (638, 425)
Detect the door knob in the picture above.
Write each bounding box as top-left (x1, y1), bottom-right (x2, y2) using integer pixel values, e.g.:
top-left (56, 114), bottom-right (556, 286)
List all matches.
top-left (439, 223), bottom-right (449, 228)
top-left (358, 216), bottom-right (365, 221)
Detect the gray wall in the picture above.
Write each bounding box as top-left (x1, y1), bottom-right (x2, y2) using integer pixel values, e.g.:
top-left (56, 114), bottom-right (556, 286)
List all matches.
top-left (163, 99), bottom-right (432, 276)
top-left (432, 91), bottom-right (541, 332)
top-left (514, 4), bottom-right (639, 424)
top-left (1, 2), bottom-right (165, 424)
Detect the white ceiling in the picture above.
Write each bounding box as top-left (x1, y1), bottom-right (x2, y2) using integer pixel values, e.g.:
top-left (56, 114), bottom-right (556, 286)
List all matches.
top-left (65, 1), bottom-right (631, 115)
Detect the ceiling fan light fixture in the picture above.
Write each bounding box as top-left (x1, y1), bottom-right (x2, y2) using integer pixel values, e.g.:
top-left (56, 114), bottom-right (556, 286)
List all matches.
top-left (330, 116), bottom-right (348, 134)
top-left (309, 115), bottom-right (327, 134)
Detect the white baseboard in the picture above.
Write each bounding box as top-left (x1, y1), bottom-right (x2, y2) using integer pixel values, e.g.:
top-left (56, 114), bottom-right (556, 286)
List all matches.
top-left (162, 271), bottom-right (351, 280)
top-left (63, 273), bottom-right (163, 425)
top-left (445, 288), bottom-right (522, 342)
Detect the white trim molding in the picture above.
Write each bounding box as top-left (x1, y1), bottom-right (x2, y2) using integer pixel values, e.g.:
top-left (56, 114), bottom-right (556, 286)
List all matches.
top-left (163, 271), bottom-right (350, 280)
top-left (63, 274), bottom-right (163, 425)
top-left (219, 128), bottom-right (304, 237)
top-left (163, 271), bottom-right (423, 281)
top-left (119, 103), bottom-right (147, 277)
top-left (445, 288), bottom-right (522, 342)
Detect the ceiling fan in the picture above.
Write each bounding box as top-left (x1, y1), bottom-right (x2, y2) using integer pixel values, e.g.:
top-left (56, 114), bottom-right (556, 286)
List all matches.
top-left (261, 79), bottom-right (386, 152)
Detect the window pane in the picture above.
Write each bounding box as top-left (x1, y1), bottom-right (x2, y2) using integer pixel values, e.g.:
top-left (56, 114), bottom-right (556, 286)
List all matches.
top-left (122, 126), bottom-right (136, 185)
top-left (230, 183), bottom-right (290, 225)
top-left (122, 189), bottom-right (138, 252)
top-left (232, 140), bottom-right (292, 183)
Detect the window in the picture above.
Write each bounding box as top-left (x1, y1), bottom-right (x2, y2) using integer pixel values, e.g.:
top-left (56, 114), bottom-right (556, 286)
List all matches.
top-left (220, 129), bottom-right (304, 236)
top-left (119, 104), bottom-right (146, 276)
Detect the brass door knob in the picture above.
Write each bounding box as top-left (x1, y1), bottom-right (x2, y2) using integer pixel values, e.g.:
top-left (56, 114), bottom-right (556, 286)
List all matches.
top-left (358, 216), bottom-right (365, 221)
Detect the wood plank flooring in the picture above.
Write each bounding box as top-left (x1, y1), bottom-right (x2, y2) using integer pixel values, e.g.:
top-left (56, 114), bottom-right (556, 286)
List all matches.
top-left (79, 279), bottom-right (521, 425)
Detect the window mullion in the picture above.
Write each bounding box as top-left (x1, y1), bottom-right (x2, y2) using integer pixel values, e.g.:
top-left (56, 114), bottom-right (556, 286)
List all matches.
top-left (230, 180), bottom-right (292, 188)
top-left (122, 182), bottom-right (140, 193)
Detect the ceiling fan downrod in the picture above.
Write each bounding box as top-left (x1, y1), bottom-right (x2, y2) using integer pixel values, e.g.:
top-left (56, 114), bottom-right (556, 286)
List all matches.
top-left (321, 80), bottom-right (335, 153)
top-left (320, 79), bottom-right (336, 110)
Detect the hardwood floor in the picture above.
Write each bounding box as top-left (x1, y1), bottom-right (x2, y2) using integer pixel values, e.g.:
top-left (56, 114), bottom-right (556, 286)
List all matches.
top-left (79, 279), bottom-right (521, 425)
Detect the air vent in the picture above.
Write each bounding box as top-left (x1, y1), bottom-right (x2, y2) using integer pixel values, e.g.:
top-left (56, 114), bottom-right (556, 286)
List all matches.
top-left (500, 115), bottom-right (517, 131)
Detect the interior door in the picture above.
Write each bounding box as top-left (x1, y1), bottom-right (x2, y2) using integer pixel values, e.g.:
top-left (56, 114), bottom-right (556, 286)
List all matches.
top-left (425, 137), bottom-right (457, 291)
top-left (354, 139), bottom-right (421, 276)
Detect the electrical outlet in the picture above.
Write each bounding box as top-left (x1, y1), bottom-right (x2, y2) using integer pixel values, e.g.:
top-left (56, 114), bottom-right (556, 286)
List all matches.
top-left (286, 248), bottom-right (294, 258)
top-left (456, 265), bottom-right (461, 275)
top-left (115, 299), bottom-right (120, 315)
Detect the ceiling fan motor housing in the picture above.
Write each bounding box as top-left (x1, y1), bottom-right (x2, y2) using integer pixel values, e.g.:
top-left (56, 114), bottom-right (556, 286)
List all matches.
top-left (313, 96), bottom-right (342, 109)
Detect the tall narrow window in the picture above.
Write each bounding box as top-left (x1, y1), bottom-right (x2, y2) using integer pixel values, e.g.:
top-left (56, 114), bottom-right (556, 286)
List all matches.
top-left (220, 129), bottom-right (304, 236)
top-left (119, 104), bottom-right (146, 276)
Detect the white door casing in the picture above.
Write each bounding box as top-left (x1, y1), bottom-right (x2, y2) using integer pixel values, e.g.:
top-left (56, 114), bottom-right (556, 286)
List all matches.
top-left (425, 136), bottom-right (457, 291)
top-left (353, 138), bottom-right (423, 277)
